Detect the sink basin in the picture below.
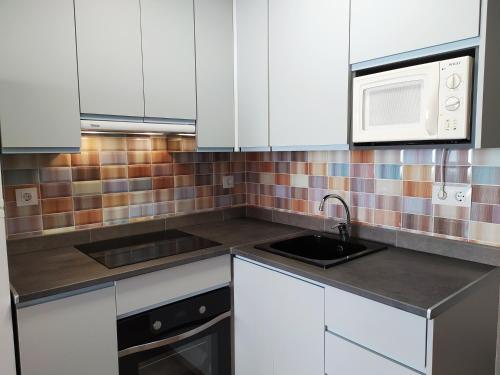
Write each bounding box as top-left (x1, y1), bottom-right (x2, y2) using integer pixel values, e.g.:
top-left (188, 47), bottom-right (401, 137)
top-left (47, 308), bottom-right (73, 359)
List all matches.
top-left (255, 232), bottom-right (386, 268)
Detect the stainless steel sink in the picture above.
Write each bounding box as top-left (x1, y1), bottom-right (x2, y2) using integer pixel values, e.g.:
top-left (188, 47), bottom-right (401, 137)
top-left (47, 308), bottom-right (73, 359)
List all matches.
top-left (255, 231), bottom-right (386, 268)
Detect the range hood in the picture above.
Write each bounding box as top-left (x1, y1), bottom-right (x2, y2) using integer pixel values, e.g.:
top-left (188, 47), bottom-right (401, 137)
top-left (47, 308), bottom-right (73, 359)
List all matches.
top-left (81, 117), bottom-right (196, 135)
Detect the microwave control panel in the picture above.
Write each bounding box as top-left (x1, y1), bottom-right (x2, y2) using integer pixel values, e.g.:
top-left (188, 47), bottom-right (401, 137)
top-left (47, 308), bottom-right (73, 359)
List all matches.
top-left (437, 56), bottom-right (473, 140)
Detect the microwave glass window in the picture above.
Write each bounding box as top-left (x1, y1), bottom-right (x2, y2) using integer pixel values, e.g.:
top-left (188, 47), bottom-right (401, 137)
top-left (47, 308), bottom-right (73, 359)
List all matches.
top-left (363, 80), bottom-right (423, 128)
top-left (138, 336), bottom-right (216, 375)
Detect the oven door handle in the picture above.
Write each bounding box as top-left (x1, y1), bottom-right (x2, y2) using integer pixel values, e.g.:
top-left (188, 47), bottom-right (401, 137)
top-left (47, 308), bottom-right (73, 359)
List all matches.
top-left (118, 311), bottom-right (231, 358)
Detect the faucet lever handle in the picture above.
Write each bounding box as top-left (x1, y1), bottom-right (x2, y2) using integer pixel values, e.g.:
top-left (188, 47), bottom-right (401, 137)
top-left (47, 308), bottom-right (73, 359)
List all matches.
top-left (334, 222), bottom-right (350, 242)
top-left (333, 222), bottom-right (348, 229)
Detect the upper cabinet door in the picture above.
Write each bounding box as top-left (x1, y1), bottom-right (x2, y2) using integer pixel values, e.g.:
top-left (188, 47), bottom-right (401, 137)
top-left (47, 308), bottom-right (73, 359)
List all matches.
top-left (269, 0), bottom-right (349, 148)
top-left (75, 0), bottom-right (144, 117)
top-left (141, 0), bottom-right (197, 120)
top-left (236, 0), bottom-right (269, 149)
top-left (350, 0), bottom-right (481, 64)
top-left (194, 0), bottom-right (235, 149)
top-left (0, 0), bottom-right (80, 152)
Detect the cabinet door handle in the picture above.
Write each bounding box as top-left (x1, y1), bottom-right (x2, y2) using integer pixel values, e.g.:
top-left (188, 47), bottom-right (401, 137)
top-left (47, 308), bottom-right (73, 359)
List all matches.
top-left (118, 311), bottom-right (231, 358)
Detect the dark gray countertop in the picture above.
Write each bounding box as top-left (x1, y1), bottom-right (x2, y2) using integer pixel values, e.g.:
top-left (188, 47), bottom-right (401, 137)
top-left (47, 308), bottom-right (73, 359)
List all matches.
top-left (8, 219), bottom-right (302, 304)
top-left (233, 234), bottom-right (497, 318)
top-left (9, 218), bottom-right (497, 318)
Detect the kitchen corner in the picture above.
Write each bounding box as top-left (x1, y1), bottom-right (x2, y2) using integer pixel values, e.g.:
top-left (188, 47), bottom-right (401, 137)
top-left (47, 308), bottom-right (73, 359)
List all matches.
top-left (7, 206), bottom-right (500, 375)
top-left (1, 0), bottom-right (500, 374)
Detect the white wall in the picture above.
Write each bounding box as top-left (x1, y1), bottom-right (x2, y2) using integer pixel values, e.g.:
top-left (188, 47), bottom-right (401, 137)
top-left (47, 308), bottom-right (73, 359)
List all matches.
top-left (0, 171), bottom-right (17, 375)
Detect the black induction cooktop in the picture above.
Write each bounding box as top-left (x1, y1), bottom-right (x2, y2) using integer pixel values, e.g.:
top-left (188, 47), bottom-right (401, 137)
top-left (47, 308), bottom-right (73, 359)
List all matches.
top-left (76, 230), bottom-right (221, 269)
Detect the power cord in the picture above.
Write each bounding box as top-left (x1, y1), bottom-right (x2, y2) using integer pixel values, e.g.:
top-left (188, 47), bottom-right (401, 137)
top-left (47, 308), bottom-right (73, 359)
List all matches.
top-left (437, 148), bottom-right (447, 200)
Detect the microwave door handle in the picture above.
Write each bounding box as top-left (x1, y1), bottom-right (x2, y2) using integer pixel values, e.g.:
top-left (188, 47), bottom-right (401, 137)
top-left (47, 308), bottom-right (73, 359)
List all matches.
top-left (118, 311), bottom-right (231, 359)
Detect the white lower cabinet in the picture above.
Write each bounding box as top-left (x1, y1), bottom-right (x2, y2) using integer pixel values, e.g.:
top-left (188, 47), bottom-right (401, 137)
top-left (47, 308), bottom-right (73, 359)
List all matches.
top-left (325, 286), bottom-right (427, 372)
top-left (234, 260), bottom-right (498, 375)
top-left (16, 286), bottom-right (119, 375)
top-left (234, 258), bottom-right (324, 375)
top-left (326, 333), bottom-right (418, 375)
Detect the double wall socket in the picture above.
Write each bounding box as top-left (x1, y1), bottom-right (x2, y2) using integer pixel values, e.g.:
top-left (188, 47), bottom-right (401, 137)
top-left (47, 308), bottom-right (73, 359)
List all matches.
top-left (432, 183), bottom-right (471, 207)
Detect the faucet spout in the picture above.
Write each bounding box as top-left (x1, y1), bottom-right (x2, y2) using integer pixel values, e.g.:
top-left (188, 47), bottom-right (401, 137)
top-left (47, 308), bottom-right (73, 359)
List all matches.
top-left (319, 194), bottom-right (351, 242)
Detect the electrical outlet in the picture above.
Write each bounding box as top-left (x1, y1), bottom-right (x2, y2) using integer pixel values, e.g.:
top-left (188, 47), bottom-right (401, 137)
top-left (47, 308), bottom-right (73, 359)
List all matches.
top-left (455, 191), bottom-right (466, 203)
top-left (432, 183), bottom-right (471, 207)
top-left (222, 175), bottom-right (234, 189)
top-left (15, 187), bottom-right (38, 207)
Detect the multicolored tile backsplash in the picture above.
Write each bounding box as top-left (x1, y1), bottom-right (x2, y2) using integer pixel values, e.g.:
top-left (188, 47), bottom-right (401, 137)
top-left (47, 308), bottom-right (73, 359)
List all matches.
top-left (2, 140), bottom-right (499, 247)
top-left (2, 135), bottom-right (245, 237)
top-left (246, 149), bottom-right (500, 247)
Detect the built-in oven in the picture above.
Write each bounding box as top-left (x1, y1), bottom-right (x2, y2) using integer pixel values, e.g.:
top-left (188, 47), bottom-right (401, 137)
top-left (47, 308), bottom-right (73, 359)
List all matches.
top-left (118, 287), bottom-right (231, 375)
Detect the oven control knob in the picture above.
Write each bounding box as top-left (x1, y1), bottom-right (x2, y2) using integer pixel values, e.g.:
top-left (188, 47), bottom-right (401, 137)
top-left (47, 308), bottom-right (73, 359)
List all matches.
top-left (199, 305), bottom-right (207, 315)
top-left (446, 73), bottom-right (462, 89)
top-left (152, 320), bottom-right (163, 331)
top-left (445, 97), bottom-right (461, 111)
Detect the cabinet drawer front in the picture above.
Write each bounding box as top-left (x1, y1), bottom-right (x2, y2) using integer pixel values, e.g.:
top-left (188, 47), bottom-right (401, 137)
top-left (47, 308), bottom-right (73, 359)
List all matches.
top-left (116, 255), bottom-right (231, 316)
top-left (326, 333), bottom-right (419, 375)
top-left (325, 287), bottom-right (426, 372)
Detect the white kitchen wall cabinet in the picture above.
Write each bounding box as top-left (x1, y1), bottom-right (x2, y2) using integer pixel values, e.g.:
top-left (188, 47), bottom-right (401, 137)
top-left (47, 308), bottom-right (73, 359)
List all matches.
top-left (473, 0), bottom-right (500, 149)
top-left (234, 258), bottom-right (324, 375)
top-left (141, 0), bottom-right (197, 120)
top-left (268, 0), bottom-right (349, 149)
top-left (194, 0), bottom-right (235, 149)
top-left (16, 286), bottom-right (119, 375)
top-left (235, 0), bottom-right (269, 149)
top-left (350, 0), bottom-right (481, 64)
top-left (0, 0), bottom-right (81, 153)
top-left (75, 0), bottom-right (145, 118)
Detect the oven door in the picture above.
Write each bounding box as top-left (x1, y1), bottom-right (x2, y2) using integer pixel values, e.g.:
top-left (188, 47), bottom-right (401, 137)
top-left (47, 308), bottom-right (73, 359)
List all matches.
top-left (118, 311), bottom-right (231, 375)
top-left (352, 61), bottom-right (440, 143)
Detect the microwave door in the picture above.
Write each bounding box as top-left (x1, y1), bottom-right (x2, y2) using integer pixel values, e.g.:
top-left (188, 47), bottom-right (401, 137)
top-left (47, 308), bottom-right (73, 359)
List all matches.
top-left (353, 63), bottom-right (440, 143)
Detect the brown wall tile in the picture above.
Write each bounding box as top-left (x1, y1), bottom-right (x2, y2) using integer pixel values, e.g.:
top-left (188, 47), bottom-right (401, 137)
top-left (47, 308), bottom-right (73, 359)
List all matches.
top-left (42, 197), bottom-right (73, 214)
top-left (75, 209), bottom-right (103, 226)
top-left (128, 165), bottom-right (152, 178)
top-left (73, 195), bottom-right (103, 211)
top-left (71, 152), bottom-right (99, 166)
top-left (102, 166), bottom-right (128, 180)
top-left (403, 181), bottom-right (433, 198)
top-left (72, 167), bottom-right (101, 181)
top-left (102, 193), bottom-right (129, 208)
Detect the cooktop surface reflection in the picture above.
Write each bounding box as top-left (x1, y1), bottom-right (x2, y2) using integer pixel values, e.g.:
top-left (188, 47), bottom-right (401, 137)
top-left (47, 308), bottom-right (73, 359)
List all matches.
top-left (76, 230), bottom-right (221, 269)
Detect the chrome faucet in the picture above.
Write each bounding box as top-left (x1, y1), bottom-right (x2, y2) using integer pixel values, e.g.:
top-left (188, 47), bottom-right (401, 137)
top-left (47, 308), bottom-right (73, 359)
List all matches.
top-left (318, 194), bottom-right (351, 242)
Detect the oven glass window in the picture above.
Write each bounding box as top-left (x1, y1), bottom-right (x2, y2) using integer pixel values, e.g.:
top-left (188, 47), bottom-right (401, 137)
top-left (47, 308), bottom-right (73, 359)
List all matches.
top-left (137, 336), bottom-right (218, 375)
top-left (364, 80), bottom-right (423, 128)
